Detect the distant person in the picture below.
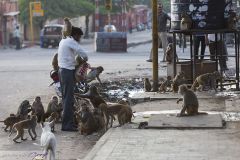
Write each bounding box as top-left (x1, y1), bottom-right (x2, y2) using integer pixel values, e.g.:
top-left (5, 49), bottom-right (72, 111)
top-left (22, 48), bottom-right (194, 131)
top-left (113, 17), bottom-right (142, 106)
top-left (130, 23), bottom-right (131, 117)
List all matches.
top-left (147, 3), bottom-right (171, 62)
top-left (14, 26), bottom-right (21, 50)
top-left (194, 33), bottom-right (206, 60)
top-left (40, 28), bottom-right (44, 48)
top-left (206, 34), bottom-right (228, 71)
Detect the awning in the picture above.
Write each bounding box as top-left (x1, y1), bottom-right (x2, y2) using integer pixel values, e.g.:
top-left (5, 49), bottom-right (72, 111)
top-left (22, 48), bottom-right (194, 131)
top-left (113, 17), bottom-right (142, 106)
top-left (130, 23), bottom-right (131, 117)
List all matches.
top-left (3, 11), bottom-right (20, 16)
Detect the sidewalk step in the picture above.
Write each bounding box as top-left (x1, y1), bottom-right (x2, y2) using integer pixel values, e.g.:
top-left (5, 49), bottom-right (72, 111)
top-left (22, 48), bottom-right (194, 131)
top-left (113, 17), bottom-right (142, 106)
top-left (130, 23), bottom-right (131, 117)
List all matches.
top-left (147, 114), bottom-right (225, 129)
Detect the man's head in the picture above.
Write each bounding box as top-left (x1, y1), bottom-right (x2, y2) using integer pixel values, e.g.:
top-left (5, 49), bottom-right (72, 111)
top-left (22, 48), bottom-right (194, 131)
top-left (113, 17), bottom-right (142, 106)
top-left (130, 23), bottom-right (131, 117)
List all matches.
top-left (71, 26), bottom-right (83, 42)
top-left (158, 3), bottom-right (163, 14)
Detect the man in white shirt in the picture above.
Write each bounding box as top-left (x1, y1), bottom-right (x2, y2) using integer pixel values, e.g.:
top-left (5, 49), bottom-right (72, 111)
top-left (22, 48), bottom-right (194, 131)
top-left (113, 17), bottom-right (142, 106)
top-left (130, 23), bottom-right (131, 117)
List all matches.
top-left (58, 26), bottom-right (88, 131)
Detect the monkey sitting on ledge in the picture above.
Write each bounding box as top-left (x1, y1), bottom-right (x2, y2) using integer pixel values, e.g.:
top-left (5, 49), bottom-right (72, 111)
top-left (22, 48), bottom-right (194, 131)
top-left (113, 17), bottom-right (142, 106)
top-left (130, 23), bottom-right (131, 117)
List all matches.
top-left (177, 84), bottom-right (207, 117)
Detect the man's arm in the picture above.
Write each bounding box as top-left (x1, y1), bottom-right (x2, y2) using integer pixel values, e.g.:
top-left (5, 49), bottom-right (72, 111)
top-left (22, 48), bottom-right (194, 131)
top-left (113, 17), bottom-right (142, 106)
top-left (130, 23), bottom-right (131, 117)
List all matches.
top-left (96, 76), bottom-right (103, 86)
top-left (71, 41), bottom-right (88, 61)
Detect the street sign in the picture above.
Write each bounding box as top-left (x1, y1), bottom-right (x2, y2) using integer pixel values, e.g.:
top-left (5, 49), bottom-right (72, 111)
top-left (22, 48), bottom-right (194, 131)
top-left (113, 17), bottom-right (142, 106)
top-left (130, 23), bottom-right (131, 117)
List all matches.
top-left (33, 2), bottom-right (41, 10)
top-left (32, 9), bottom-right (44, 17)
top-left (105, 0), bottom-right (112, 10)
top-left (32, 2), bottom-right (43, 16)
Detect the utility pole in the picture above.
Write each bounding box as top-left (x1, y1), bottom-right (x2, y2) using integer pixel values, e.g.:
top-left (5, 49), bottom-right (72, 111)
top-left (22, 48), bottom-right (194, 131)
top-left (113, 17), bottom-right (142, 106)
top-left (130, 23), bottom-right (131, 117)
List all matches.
top-left (152, 0), bottom-right (159, 91)
top-left (122, 0), bottom-right (127, 32)
top-left (95, 0), bottom-right (99, 32)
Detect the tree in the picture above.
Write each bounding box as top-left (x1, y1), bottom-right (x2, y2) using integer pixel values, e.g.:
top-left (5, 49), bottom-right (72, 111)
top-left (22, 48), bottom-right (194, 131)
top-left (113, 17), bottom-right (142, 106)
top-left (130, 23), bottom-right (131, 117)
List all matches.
top-left (19, 0), bottom-right (94, 29)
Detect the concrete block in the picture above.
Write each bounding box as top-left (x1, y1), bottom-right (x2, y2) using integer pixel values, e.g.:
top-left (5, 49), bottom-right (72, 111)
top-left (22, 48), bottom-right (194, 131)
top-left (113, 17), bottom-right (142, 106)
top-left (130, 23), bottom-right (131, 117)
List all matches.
top-left (147, 114), bottom-right (224, 129)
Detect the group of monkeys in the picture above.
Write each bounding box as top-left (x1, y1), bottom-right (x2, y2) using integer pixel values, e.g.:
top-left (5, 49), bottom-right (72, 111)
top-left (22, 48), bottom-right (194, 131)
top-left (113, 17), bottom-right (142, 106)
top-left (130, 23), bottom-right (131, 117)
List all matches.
top-left (144, 70), bottom-right (221, 93)
top-left (74, 85), bottom-right (134, 135)
top-left (1, 84), bottom-right (135, 143)
top-left (144, 70), bottom-right (222, 116)
top-left (1, 96), bottom-right (62, 143)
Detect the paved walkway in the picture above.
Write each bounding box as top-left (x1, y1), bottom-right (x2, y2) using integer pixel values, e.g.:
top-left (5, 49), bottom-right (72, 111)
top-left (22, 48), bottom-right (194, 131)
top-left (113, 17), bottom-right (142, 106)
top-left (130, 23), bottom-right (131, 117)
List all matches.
top-left (83, 95), bottom-right (240, 160)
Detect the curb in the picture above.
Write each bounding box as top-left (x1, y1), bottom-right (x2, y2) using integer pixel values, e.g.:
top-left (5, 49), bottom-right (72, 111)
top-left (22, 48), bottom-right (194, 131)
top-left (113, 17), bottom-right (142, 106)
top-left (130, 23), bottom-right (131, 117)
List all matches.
top-left (127, 39), bottom-right (152, 48)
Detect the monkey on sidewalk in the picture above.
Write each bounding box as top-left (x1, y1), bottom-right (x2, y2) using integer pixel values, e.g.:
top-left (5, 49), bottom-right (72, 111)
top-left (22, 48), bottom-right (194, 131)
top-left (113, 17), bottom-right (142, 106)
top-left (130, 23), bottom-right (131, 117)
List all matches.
top-left (16, 100), bottom-right (32, 120)
top-left (9, 115), bottom-right (37, 143)
top-left (31, 96), bottom-right (45, 123)
top-left (0, 114), bottom-right (22, 132)
top-left (177, 84), bottom-right (207, 117)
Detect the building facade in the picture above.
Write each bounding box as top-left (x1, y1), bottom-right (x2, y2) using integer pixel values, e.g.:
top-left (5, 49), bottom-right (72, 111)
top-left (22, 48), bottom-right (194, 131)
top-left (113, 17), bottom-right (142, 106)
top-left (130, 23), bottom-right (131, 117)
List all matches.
top-left (0, 0), bottom-right (19, 48)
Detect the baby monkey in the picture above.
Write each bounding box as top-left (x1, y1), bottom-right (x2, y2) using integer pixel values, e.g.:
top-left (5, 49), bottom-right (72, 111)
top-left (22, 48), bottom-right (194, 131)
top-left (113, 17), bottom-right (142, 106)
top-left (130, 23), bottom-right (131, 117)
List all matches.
top-left (144, 78), bottom-right (152, 92)
top-left (177, 84), bottom-right (207, 116)
top-left (46, 112), bottom-right (58, 132)
top-left (159, 76), bottom-right (172, 92)
top-left (166, 43), bottom-right (178, 64)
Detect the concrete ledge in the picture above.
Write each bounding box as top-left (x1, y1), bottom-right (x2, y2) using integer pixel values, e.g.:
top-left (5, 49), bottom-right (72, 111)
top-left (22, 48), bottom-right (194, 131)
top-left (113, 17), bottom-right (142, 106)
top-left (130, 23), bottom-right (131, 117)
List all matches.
top-left (131, 91), bottom-right (218, 103)
top-left (147, 114), bottom-right (225, 129)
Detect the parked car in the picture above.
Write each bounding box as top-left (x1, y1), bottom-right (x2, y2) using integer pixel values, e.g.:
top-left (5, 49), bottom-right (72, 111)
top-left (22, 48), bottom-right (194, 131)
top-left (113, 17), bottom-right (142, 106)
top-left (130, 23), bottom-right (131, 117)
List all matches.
top-left (104, 25), bottom-right (117, 32)
top-left (136, 23), bottom-right (145, 31)
top-left (41, 24), bottom-right (63, 48)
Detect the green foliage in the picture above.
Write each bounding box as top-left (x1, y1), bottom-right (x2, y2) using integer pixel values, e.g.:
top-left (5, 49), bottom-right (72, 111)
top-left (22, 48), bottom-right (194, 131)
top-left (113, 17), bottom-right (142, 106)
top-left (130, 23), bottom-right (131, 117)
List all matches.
top-left (18, 0), bottom-right (95, 27)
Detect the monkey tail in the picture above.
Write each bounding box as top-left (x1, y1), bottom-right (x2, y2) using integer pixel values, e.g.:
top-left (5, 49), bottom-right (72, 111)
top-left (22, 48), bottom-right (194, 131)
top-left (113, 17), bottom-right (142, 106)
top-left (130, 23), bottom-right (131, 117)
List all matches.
top-left (191, 79), bottom-right (198, 91)
top-left (8, 124), bottom-right (15, 137)
top-left (132, 111), bottom-right (136, 118)
top-left (198, 112), bottom-right (208, 115)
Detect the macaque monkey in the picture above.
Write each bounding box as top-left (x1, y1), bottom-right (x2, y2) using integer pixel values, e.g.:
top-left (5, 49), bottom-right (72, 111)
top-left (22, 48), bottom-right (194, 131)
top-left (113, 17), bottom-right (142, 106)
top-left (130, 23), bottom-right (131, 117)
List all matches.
top-left (62, 17), bottom-right (72, 38)
top-left (180, 12), bottom-right (192, 30)
top-left (117, 106), bottom-right (133, 126)
top-left (118, 99), bottom-right (130, 106)
top-left (191, 71), bottom-right (221, 92)
top-left (9, 115), bottom-right (37, 143)
top-left (166, 43), bottom-right (178, 64)
top-left (75, 85), bottom-right (106, 108)
top-left (45, 96), bottom-right (62, 121)
top-left (0, 114), bottom-right (22, 132)
top-left (52, 53), bottom-right (59, 71)
top-left (16, 100), bottom-right (32, 120)
top-left (144, 78), bottom-right (152, 92)
top-left (32, 96), bottom-right (45, 123)
top-left (159, 76), bottom-right (172, 92)
top-left (92, 108), bottom-right (106, 133)
top-left (172, 71), bottom-right (186, 93)
top-left (227, 10), bottom-right (239, 30)
top-left (77, 106), bottom-right (98, 135)
top-left (177, 84), bottom-right (207, 116)
top-left (46, 112), bottom-right (58, 132)
top-left (99, 103), bottom-right (133, 128)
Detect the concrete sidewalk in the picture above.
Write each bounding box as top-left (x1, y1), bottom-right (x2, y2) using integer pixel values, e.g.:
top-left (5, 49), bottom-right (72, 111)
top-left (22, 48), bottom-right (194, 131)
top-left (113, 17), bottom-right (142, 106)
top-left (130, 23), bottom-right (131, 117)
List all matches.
top-left (83, 92), bottom-right (240, 160)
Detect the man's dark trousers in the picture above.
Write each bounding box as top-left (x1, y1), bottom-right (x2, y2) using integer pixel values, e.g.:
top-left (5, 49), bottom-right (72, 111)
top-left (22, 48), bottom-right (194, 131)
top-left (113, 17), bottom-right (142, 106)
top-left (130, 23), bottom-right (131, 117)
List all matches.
top-left (59, 68), bottom-right (75, 130)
